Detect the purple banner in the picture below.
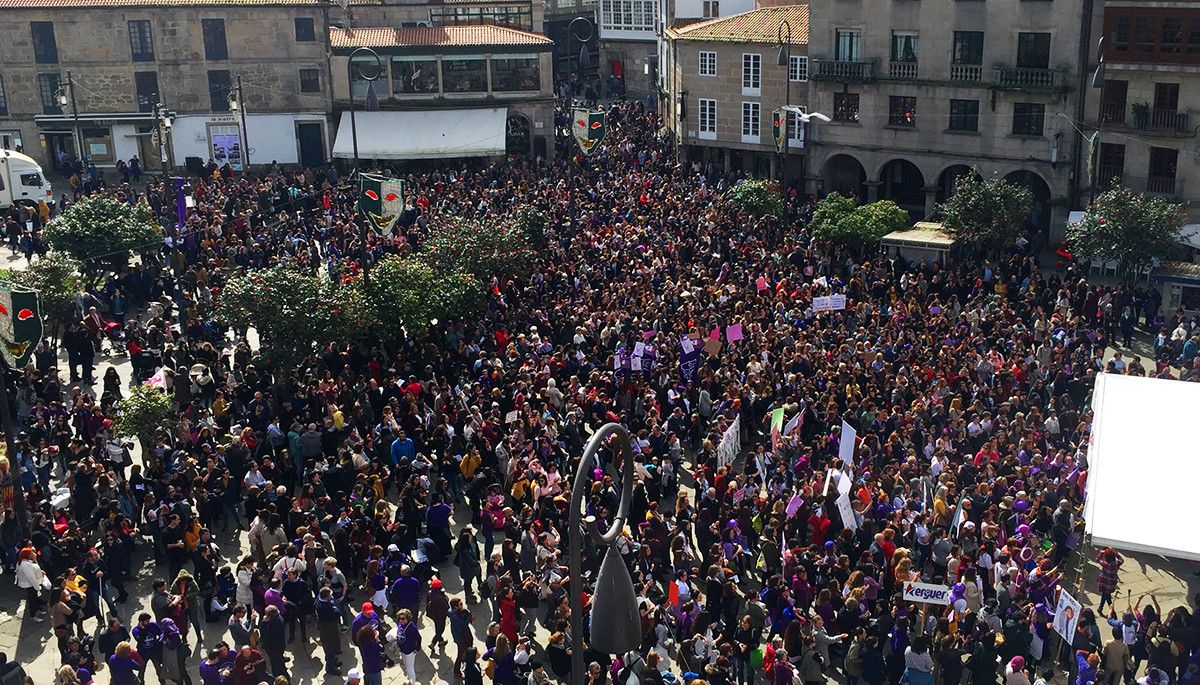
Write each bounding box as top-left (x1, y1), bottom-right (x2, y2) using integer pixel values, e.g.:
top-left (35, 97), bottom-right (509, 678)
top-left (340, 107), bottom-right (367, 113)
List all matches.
top-left (679, 336), bottom-right (701, 383)
top-left (175, 177), bottom-right (186, 230)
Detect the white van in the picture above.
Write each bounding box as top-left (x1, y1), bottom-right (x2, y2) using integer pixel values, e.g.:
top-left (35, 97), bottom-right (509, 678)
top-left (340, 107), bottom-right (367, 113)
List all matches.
top-left (0, 149), bottom-right (54, 211)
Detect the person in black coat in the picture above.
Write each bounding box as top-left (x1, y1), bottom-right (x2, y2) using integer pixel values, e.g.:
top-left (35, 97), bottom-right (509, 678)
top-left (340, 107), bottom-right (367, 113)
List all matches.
top-left (257, 605), bottom-right (287, 679)
top-left (861, 636), bottom-right (887, 685)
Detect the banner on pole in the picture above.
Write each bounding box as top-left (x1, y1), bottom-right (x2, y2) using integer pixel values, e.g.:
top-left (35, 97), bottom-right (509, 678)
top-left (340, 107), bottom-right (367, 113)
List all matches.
top-left (0, 283), bottom-right (43, 367)
top-left (358, 174), bottom-right (405, 233)
top-left (717, 416), bottom-right (741, 468)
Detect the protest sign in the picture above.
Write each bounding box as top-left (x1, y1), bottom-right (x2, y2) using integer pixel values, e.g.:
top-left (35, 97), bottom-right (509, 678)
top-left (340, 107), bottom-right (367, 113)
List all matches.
top-left (1053, 589), bottom-right (1083, 641)
top-left (839, 420), bottom-right (857, 467)
top-left (902, 582), bottom-right (953, 606)
top-left (727, 324), bottom-right (744, 342)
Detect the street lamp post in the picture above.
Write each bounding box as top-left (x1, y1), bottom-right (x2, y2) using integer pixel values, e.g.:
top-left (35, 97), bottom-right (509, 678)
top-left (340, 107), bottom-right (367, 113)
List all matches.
top-left (227, 74), bottom-right (250, 172)
top-left (776, 21), bottom-right (792, 182)
top-left (568, 423), bottom-right (642, 685)
top-left (56, 71), bottom-right (83, 164)
top-left (347, 47), bottom-right (382, 284)
top-left (568, 17), bottom-right (594, 97)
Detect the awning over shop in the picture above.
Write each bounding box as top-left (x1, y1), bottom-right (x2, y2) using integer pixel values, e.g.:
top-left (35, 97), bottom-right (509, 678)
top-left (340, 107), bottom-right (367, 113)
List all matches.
top-left (332, 108), bottom-right (507, 160)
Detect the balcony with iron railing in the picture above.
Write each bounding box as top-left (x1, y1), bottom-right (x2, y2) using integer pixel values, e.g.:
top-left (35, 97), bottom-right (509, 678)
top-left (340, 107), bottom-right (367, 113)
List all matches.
top-left (1131, 108), bottom-right (1191, 134)
top-left (1099, 102), bottom-right (1125, 125)
top-left (992, 64), bottom-right (1066, 91)
top-left (813, 58), bottom-right (876, 83)
top-left (1107, 173), bottom-right (1185, 197)
top-left (888, 61), bottom-right (919, 80)
top-left (949, 64), bottom-right (982, 82)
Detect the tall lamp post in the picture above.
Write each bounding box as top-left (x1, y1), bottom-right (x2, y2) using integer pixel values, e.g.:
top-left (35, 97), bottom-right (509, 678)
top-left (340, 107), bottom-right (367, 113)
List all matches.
top-left (227, 74), bottom-right (251, 172)
top-left (568, 423), bottom-right (642, 685)
top-left (347, 46), bottom-right (382, 283)
top-left (55, 71), bottom-right (83, 164)
top-left (776, 21), bottom-right (792, 182)
top-left (568, 17), bottom-right (594, 95)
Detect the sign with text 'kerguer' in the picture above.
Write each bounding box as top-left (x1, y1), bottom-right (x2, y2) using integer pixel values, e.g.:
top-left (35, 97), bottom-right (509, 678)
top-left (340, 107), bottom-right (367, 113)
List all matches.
top-left (902, 582), bottom-right (952, 606)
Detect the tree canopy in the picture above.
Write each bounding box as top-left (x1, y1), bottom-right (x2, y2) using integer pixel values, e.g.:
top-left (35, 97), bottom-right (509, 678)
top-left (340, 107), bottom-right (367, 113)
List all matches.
top-left (1067, 186), bottom-right (1184, 274)
top-left (351, 255), bottom-right (481, 340)
top-left (421, 217), bottom-right (536, 281)
top-left (44, 197), bottom-right (162, 264)
top-left (938, 174), bottom-right (1032, 251)
top-left (810, 193), bottom-right (910, 246)
top-left (0, 252), bottom-right (83, 338)
top-left (727, 179), bottom-right (785, 218)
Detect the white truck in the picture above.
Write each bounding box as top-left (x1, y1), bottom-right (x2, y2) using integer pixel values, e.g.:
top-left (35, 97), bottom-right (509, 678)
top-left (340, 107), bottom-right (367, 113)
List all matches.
top-left (0, 149), bottom-right (54, 211)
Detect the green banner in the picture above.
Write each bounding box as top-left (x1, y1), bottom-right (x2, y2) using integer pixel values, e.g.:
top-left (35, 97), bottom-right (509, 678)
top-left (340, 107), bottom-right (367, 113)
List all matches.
top-left (0, 283), bottom-right (43, 367)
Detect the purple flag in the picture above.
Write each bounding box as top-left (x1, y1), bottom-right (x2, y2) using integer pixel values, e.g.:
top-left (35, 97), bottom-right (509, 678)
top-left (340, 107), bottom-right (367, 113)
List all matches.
top-left (679, 336), bottom-right (701, 383)
top-left (175, 177), bottom-right (186, 230)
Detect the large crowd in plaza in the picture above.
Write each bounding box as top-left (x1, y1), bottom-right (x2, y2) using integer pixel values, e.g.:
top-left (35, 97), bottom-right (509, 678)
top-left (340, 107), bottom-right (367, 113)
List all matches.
top-left (0, 97), bottom-right (1199, 685)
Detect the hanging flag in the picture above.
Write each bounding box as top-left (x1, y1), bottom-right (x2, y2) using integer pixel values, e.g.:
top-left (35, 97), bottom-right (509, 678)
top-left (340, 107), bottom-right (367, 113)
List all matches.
top-left (772, 108), bottom-right (786, 152)
top-left (175, 177), bottom-right (187, 230)
top-left (571, 107), bottom-right (607, 155)
top-left (0, 283), bottom-right (42, 368)
top-left (358, 174), bottom-right (405, 233)
top-left (769, 407), bottom-right (786, 452)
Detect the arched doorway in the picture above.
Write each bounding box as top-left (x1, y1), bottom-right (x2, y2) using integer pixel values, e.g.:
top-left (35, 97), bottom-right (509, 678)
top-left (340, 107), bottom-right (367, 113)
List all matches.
top-left (506, 114), bottom-right (531, 157)
top-left (936, 165), bottom-right (978, 204)
top-left (878, 159), bottom-right (925, 217)
top-left (824, 154), bottom-right (866, 200)
top-left (1004, 170), bottom-right (1052, 236)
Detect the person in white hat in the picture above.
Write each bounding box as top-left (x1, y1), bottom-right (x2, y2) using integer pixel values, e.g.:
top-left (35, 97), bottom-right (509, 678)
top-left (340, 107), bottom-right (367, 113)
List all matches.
top-left (344, 667), bottom-right (362, 685)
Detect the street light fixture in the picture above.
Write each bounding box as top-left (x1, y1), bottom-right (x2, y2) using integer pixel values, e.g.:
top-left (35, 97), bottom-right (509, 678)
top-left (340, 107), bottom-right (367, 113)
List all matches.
top-left (568, 17), bottom-right (594, 94)
top-left (227, 74), bottom-right (250, 171)
top-left (347, 46), bottom-right (382, 283)
top-left (56, 71), bottom-right (83, 164)
top-left (568, 422), bottom-right (642, 685)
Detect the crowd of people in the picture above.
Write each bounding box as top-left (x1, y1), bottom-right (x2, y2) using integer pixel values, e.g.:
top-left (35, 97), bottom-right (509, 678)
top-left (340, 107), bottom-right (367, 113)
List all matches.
top-left (0, 98), bottom-right (1198, 685)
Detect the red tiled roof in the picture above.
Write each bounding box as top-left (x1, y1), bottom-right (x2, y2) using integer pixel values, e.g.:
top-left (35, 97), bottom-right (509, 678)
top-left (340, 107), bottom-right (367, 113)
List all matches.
top-left (331, 25), bottom-right (552, 48)
top-left (0, 0), bottom-right (374, 6)
top-left (670, 5), bottom-right (809, 44)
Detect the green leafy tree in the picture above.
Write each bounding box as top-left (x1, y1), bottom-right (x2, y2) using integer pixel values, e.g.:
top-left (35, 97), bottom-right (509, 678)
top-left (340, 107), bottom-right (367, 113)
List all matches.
top-left (0, 252), bottom-right (83, 343)
top-left (811, 194), bottom-right (910, 246)
top-left (515, 207), bottom-right (549, 250)
top-left (354, 255), bottom-right (481, 340)
top-left (1067, 187), bottom-right (1184, 275)
top-left (113, 384), bottom-right (174, 462)
top-left (44, 197), bottom-right (162, 266)
top-left (726, 179), bottom-right (784, 218)
top-left (422, 217), bottom-right (535, 281)
top-left (214, 265), bottom-right (361, 382)
top-left (938, 174), bottom-right (1032, 252)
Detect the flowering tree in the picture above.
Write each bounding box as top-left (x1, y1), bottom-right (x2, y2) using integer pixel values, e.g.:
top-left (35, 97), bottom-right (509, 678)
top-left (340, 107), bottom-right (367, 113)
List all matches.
top-left (1067, 187), bottom-right (1184, 275)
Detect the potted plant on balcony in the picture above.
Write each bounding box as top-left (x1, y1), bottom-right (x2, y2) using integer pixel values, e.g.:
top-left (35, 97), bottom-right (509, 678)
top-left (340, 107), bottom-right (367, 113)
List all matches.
top-left (1131, 101), bottom-right (1151, 130)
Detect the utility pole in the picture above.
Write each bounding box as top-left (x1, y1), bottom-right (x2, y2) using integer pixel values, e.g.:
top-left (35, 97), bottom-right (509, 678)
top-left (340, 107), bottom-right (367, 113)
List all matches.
top-left (231, 74), bottom-right (250, 171)
top-left (347, 47), bottom-right (381, 284)
top-left (56, 71), bottom-right (83, 163)
top-left (153, 103), bottom-right (176, 175)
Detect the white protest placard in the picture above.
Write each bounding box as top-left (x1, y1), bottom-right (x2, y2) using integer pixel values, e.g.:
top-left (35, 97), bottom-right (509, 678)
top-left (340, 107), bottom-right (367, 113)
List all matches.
top-left (902, 581), bottom-right (953, 606)
top-left (717, 416), bottom-right (741, 468)
top-left (1053, 588), bottom-right (1083, 641)
top-left (631, 356), bottom-right (643, 371)
top-left (822, 469), bottom-right (833, 497)
top-left (829, 294), bottom-right (847, 310)
top-left (837, 469), bottom-right (852, 495)
top-left (505, 410), bottom-right (519, 424)
top-left (836, 492), bottom-right (858, 531)
top-left (839, 420), bottom-right (857, 467)
top-left (633, 342), bottom-right (646, 357)
top-left (812, 295), bottom-right (832, 312)
top-left (680, 338), bottom-right (695, 354)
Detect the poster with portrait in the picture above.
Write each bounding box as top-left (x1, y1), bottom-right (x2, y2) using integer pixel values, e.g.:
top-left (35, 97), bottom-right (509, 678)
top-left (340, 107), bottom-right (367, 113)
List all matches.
top-left (208, 124), bottom-right (243, 171)
top-left (1053, 588), bottom-right (1082, 641)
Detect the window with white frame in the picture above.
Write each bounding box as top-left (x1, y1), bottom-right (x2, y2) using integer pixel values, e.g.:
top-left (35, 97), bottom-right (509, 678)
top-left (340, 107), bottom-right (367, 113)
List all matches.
top-left (699, 51), bottom-right (716, 76)
top-left (702, 0), bottom-right (719, 17)
top-left (786, 107), bottom-right (808, 144)
top-left (698, 98), bottom-right (716, 139)
top-left (741, 101), bottom-right (760, 142)
top-left (742, 53), bottom-right (761, 94)
top-left (789, 55), bottom-right (808, 82)
top-left (600, 0), bottom-right (656, 32)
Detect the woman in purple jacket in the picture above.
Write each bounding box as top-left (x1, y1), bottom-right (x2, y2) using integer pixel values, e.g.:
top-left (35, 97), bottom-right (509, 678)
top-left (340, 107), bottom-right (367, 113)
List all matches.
top-left (355, 624), bottom-right (385, 685)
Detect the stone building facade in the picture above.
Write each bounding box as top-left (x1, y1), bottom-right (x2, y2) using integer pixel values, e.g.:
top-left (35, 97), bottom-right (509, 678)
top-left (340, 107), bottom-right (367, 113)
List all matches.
top-left (805, 0), bottom-right (1097, 238)
top-left (662, 5), bottom-right (809, 181)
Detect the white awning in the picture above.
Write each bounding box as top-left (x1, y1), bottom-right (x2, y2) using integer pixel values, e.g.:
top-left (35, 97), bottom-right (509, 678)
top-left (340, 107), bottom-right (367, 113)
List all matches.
top-left (332, 108), bottom-right (507, 160)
